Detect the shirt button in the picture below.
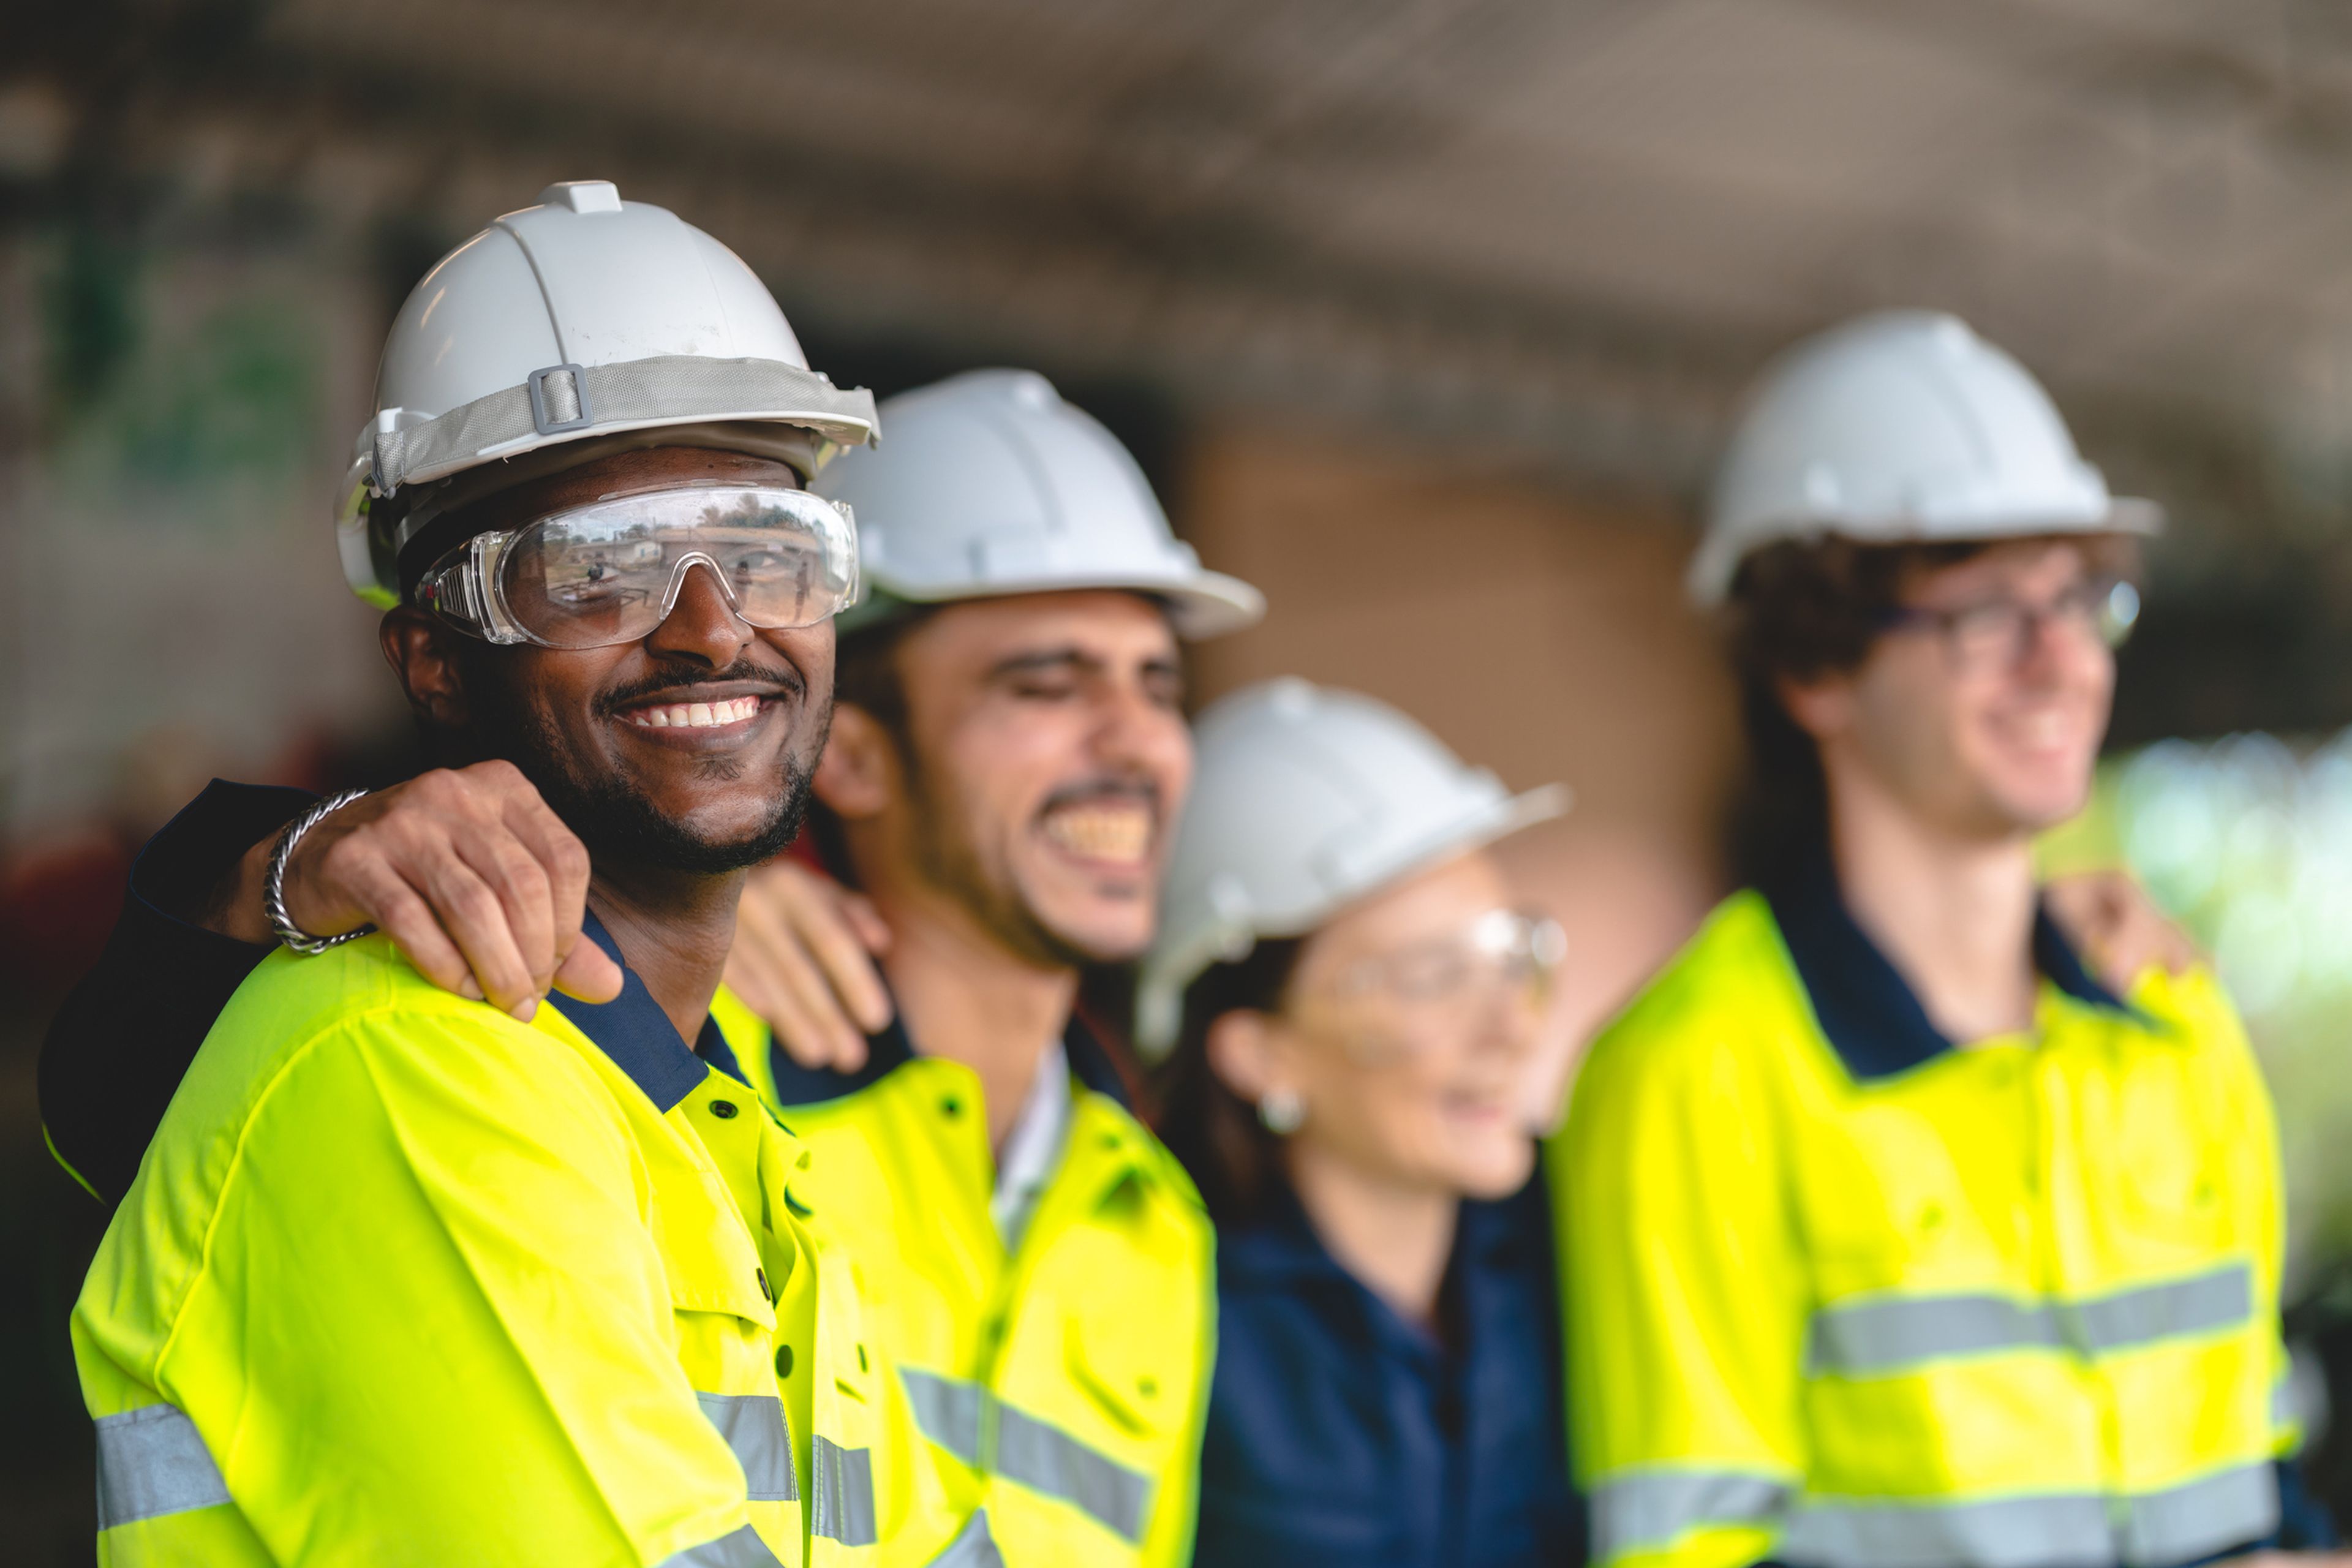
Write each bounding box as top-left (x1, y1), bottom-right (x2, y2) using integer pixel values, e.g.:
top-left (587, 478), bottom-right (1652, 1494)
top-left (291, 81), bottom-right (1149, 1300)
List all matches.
top-left (755, 1268), bottom-right (772, 1303)
top-left (709, 1100), bottom-right (739, 1120)
top-left (941, 1096), bottom-right (962, 1118)
top-left (775, 1344), bottom-right (794, 1379)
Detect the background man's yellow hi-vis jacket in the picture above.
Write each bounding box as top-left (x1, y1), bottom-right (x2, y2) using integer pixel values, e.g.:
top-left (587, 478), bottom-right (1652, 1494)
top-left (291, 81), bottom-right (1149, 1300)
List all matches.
top-left (713, 992), bottom-right (1216, 1568)
top-left (1556, 853), bottom-right (2306, 1568)
top-left (73, 916), bottom-right (952, 1568)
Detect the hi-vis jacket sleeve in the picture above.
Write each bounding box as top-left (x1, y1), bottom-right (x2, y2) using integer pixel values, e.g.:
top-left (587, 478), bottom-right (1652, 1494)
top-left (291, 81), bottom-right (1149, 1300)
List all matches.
top-left (1554, 1011), bottom-right (1808, 1568)
top-left (85, 1006), bottom-right (769, 1567)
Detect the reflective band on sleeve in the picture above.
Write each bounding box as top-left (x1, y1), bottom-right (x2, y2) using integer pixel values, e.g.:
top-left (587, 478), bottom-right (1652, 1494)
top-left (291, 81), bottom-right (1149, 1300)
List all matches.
top-left (1589, 1470), bottom-right (1791, 1559)
top-left (812, 1435), bottom-right (878, 1547)
top-left (900, 1366), bottom-right (987, 1465)
top-left (94, 1404), bottom-right (231, 1529)
top-left (696, 1392), bottom-right (797, 1503)
top-left (658, 1522), bottom-right (787, 1568)
top-left (2274, 1377), bottom-right (2298, 1433)
top-left (926, 1509), bottom-right (1007, 1568)
top-left (1776, 1463), bottom-right (2280, 1568)
top-left (1808, 1263), bottom-right (2256, 1376)
top-left (995, 1402), bottom-right (1154, 1544)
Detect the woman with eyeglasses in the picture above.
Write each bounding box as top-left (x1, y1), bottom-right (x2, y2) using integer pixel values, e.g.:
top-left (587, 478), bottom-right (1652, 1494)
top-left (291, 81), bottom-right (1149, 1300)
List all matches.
top-left (1139, 677), bottom-right (1586, 1568)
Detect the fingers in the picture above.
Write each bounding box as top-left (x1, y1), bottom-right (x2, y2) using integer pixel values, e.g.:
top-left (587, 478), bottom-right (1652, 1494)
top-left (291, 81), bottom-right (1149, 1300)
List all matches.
top-left (731, 878), bottom-right (871, 1071)
top-left (280, 762), bottom-right (594, 1019)
top-left (793, 885), bottom-right (896, 1035)
top-left (551, 934), bottom-right (624, 1005)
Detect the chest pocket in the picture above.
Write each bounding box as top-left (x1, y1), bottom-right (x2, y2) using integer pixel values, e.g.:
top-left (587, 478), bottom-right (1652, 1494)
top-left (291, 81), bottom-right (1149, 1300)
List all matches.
top-left (2103, 1044), bottom-right (2236, 1259)
top-left (1796, 1080), bottom-right (2011, 1294)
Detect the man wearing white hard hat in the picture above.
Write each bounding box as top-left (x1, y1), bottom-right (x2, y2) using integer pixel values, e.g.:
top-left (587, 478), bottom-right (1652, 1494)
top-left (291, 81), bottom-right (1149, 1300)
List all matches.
top-left (701, 367), bottom-right (1261, 1568)
top-left (45, 358), bottom-right (1261, 1566)
top-left (1142, 679), bottom-right (1581, 1566)
top-left (61, 184), bottom-right (967, 1566)
top-left (1558, 311), bottom-right (2338, 1568)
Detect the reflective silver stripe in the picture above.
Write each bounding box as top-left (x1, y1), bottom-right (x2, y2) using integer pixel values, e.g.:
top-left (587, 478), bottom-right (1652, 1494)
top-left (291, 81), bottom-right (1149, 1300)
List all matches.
top-left (1780, 1493), bottom-right (2114, 1568)
top-left (812, 1435), bottom-right (877, 1547)
top-left (697, 1392), bottom-right (797, 1503)
top-left (658, 1523), bottom-right (786, 1568)
top-left (1809, 1264), bottom-right (2255, 1376)
top-left (899, 1365), bottom-right (1153, 1542)
top-left (926, 1509), bottom-right (1007, 1568)
top-left (2119, 1463), bottom-right (2279, 1566)
top-left (94, 1404), bottom-right (231, 1529)
top-left (1589, 1470), bottom-right (1792, 1558)
top-left (1777, 1463), bottom-right (2282, 1568)
top-left (901, 1366), bottom-right (987, 1465)
top-left (2070, 1264), bottom-right (2252, 1354)
top-left (1809, 1295), bottom-right (2063, 1374)
top-left (996, 1401), bottom-right (1154, 1544)
top-left (2274, 1376), bottom-right (2298, 1432)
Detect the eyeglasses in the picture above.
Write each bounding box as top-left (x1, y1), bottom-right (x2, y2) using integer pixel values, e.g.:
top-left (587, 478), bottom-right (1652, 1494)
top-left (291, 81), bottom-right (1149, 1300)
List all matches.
top-left (1879, 575), bottom-right (2139, 671)
top-left (1291, 908), bottom-right (1565, 1062)
top-left (417, 484), bottom-right (860, 649)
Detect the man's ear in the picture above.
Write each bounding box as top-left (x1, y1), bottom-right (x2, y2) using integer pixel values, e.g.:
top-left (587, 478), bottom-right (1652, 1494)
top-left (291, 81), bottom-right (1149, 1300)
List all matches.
top-left (1777, 668), bottom-right (1856, 744)
top-left (380, 606), bottom-right (472, 731)
top-left (814, 703), bottom-right (900, 821)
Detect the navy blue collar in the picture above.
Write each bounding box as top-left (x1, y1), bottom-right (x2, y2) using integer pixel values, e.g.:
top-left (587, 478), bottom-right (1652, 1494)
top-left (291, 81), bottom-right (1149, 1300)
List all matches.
top-left (548, 911), bottom-right (739, 1112)
top-left (764, 1003), bottom-right (1133, 1110)
top-left (1762, 841), bottom-right (2130, 1082)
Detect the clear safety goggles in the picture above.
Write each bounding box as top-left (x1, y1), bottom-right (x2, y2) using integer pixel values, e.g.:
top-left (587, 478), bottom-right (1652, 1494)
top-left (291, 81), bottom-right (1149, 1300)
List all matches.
top-left (1295, 907), bottom-right (1566, 1062)
top-left (416, 484), bottom-right (860, 649)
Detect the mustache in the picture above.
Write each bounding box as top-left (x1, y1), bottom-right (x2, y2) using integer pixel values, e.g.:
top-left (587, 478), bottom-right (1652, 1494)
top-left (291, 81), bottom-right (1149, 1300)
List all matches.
top-left (593, 657), bottom-right (805, 718)
top-left (1038, 775), bottom-right (1163, 818)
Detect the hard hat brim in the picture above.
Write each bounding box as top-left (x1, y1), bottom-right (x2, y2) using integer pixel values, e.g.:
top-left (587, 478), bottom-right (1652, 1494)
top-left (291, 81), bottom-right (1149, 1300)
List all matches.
top-left (1687, 496), bottom-right (2163, 609)
top-left (861, 566), bottom-right (1267, 641)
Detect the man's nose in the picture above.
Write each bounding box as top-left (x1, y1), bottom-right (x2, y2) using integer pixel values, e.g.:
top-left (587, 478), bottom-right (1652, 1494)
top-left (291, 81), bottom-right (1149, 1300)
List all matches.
top-left (644, 560), bottom-right (754, 668)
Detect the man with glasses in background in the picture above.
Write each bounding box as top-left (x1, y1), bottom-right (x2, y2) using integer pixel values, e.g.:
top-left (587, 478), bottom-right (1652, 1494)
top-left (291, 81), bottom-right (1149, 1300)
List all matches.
top-left (1558, 311), bottom-right (2340, 1568)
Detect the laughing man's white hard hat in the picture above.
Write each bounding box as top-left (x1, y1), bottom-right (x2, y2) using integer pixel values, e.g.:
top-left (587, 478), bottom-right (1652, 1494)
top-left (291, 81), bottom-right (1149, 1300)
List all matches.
top-left (338, 180), bottom-right (879, 607)
top-left (1689, 310), bottom-right (2158, 608)
top-left (814, 369), bottom-right (1264, 639)
top-left (1134, 678), bottom-right (1569, 1055)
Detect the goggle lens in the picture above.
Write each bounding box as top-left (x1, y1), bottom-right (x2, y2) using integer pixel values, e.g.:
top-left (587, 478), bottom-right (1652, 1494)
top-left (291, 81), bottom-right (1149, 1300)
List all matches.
top-left (426, 486), bottom-right (858, 649)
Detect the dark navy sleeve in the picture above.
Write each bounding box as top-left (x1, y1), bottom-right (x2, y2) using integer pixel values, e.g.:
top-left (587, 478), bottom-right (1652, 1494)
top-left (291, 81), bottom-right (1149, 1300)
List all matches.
top-left (37, 780), bottom-right (317, 1204)
top-left (2274, 1455), bottom-right (2339, 1551)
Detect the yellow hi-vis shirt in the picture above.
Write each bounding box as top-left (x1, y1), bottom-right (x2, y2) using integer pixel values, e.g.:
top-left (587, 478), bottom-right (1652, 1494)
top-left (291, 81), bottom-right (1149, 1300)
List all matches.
top-left (712, 990), bottom-right (1216, 1568)
top-left (74, 919), bottom-right (938, 1568)
top-left (1556, 867), bottom-right (2297, 1568)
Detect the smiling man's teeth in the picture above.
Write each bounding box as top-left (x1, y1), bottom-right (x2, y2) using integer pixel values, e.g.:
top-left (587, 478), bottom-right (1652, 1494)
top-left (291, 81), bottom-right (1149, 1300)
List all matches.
top-left (625, 696), bottom-right (761, 729)
top-left (1041, 804), bottom-right (1153, 864)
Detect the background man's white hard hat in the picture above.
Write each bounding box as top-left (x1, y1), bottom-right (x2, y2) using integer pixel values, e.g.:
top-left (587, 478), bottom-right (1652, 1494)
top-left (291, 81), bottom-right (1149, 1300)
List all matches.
top-left (1134, 677), bottom-right (1569, 1055)
top-left (814, 368), bottom-right (1264, 639)
top-left (339, 180), bottom-right (879, 606)
top-left (1688, 309), bottom-right (2158, 607)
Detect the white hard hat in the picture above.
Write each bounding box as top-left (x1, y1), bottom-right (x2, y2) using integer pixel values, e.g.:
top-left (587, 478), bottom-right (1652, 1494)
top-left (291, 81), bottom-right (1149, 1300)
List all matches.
top-left (814, 369), bottom-right (1264, 639)
top-left (1134, 677), bottom-right (1569, 1055)
top-left (1688, 310), bottom-right (2158, 607)
top-left (337, 180), bottom-right (880, 606)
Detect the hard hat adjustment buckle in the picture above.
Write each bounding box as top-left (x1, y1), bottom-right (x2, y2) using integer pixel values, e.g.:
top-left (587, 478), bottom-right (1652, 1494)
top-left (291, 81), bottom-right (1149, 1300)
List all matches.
top-left (526, 363), bottom-right (595, 436)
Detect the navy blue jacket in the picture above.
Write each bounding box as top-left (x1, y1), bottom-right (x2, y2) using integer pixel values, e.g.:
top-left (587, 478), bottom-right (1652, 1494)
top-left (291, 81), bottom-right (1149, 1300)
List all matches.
top-left (1197, 1169), bottom-right (1585, 1568)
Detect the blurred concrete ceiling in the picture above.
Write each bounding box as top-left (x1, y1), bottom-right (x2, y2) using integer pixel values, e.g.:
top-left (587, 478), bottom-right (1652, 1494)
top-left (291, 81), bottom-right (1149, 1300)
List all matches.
top-left (13, 0), bottom-right (2352, 542)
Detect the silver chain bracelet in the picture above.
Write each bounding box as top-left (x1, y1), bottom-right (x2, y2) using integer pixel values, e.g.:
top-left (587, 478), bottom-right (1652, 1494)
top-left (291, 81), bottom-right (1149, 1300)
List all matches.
top-left (265, 788), bottom-right (375, 955)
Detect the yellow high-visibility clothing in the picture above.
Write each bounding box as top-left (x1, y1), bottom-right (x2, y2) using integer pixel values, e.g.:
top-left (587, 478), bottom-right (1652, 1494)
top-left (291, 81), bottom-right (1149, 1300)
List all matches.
top-left (1556, 865), bottom-right (2297, 1568)
top-left (714, 991), bottom-right (1216, 1568)
top-left (74, 921), bottom-right (937, 1568)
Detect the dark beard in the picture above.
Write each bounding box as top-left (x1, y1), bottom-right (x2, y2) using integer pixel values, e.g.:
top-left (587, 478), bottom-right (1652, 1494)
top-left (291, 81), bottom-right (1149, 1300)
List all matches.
top-left (902, 742), bottom-right (1117, 971)
top-left (457, 650), bottom-right (821, 875)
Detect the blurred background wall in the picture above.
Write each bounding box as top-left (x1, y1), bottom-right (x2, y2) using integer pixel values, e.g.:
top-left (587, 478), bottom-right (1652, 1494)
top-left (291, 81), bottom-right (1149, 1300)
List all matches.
top-left (15, 0), bottom-right (2352, 1559)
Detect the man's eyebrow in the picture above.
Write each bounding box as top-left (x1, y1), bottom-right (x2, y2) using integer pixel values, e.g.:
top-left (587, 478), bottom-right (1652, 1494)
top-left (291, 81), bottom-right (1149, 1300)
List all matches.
top-left (986, 647), bottom-right (1104, 680)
